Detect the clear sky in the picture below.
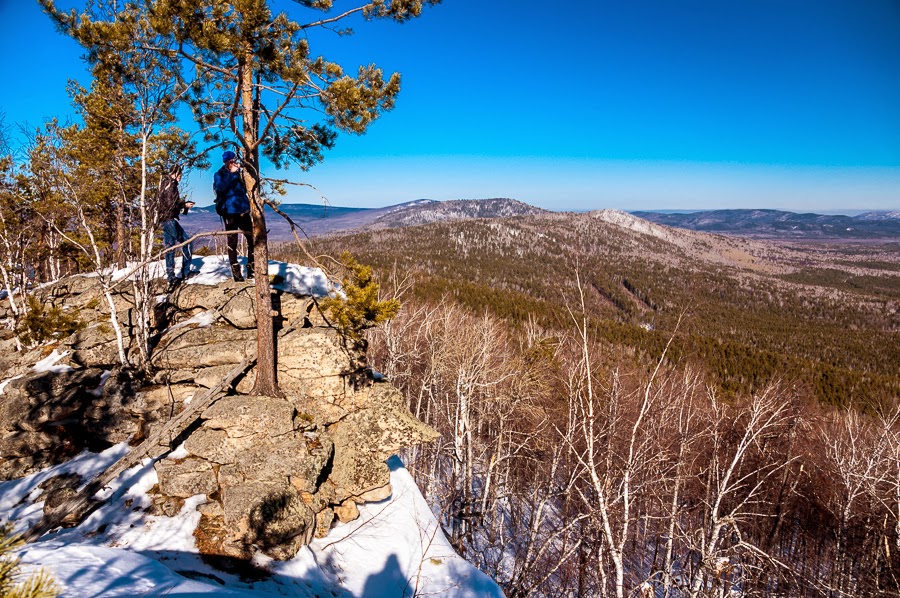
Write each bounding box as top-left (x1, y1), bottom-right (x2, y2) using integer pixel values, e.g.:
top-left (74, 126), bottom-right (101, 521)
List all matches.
top-left (1, 0), bottom-right (898, 212)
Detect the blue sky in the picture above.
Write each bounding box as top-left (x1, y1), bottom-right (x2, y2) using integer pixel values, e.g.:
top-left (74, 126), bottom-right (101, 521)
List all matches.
top-left (1, 0), bottom-right (898, 212)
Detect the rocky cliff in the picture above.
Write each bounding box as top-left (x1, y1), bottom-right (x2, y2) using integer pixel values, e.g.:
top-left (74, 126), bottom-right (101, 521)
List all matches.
top-left (0, 270), bottom-right (438, 561)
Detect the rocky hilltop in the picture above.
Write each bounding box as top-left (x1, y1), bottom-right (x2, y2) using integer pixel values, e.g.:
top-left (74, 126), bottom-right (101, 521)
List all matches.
top-left (0, 270), bottom-right (438, 561)
top-left (361, 198), bottom-right (547, 230)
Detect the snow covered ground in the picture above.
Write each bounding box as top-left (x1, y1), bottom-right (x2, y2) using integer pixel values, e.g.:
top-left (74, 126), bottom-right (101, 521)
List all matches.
top-left (0, 253), bottom-right (504, 596)
top-left (2, 446), bottom-right (503, 597)
top-left (110, 254), bottom-right (336, 298)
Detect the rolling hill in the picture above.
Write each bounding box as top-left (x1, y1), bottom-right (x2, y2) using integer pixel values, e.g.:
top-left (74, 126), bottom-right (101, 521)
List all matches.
top-left (297, 208), bottom-right (899, 408)
top-left (185, 199), bottom-right (900, 243)
top-left (632, 208), bottom-right (900, 239)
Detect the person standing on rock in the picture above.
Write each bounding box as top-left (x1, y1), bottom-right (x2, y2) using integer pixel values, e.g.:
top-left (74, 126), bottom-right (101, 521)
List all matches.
top-left (213, 150), bottom-right (254, 282)
top-left (156, 165), bottom-right (196, 290)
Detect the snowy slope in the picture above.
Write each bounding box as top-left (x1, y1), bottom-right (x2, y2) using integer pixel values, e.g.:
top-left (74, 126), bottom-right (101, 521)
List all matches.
top-left (588, 208), bottom-right (680, 244)
top-left (0, 255), bottom-right (504, 597)
top-left (3, 448), bottom-right (501, 597)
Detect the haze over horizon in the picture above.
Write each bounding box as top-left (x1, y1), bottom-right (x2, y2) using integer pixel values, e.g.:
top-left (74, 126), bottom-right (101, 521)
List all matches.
top-left (200, 197), bottom-right (891, 219)
top-left (1, 0), bottom-right (897, 213)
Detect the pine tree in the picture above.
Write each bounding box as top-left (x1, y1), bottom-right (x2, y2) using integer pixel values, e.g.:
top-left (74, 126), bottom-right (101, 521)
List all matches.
top-left (321, 252), bottom-right (400, 340)
top-left (68, 42), bottom-right (202, 370)
top-left (41, 0), bottom-right (440, 396)
top-left (37, 1), bottom-right (203, 369)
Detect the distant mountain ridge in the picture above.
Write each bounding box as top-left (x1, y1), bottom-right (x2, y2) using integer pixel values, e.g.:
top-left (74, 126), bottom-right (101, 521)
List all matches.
top-left (186, 200), bottom-right (899, 242)
top-left (184, 198), bottom-right (544, 241)
top-left (186, 199), bottom-right (431, 239)
top-left (632, 208), bottom-right (900, 239)
top-left (854, 210), bottom-right (900, 221)
top-left (362, 198), bottom-right (547, 229)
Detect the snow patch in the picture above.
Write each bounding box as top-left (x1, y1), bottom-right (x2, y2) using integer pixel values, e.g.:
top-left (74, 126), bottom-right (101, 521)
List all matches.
top-left (88, 370), bottom-right (112, 397)
top-left (96, 255), bottom-right (334, 299)
top-left (32, 350), bottom-right (73, 373)
top-left (308, 456), bottom-right (504, 598)
top-left (590, 209), bottom-right (679, 243)
top-left (0, 374), bottom-right (23, 395)
top-left (178, 255), bottom-right (334, 298)
top-left (163, 309), bottom-right (218, 335)
top-left (166, 443), bottom-right (191, 460)
top-left (0, 443), bottom-right (128, 534)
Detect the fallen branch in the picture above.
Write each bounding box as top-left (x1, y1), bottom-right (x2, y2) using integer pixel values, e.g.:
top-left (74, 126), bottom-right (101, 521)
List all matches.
top-left (24, 356), bottom-right (256, 542)
top-left (106, 229), bottom-right (245, 293)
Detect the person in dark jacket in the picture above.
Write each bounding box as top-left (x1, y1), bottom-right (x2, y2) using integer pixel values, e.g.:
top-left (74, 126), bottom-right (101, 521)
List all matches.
top-left (156, 166), bottom-right (195, 289)
top-left (213, 150), bottom-right (254, 282)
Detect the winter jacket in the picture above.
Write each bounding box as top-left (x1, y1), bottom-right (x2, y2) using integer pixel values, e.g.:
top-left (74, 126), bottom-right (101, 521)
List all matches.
top-left (155, 176), bottom-right (186, 222)
top-left (213, 167), bottom-right (251, 215)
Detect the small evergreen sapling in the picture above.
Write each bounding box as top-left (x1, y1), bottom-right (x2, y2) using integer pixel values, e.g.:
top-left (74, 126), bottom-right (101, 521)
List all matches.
top-left (321, 252), bottom-right (400, 339)
top-left (15, 296), bottom-right (85, 348)
top-left (0, 523), bottom-right (58, 598)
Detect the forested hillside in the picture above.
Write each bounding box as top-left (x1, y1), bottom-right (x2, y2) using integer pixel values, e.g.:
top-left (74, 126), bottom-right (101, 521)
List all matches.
top-left (273, 211), bottom-right (900, 597)
top-left (302, 211), bottom-right (899, 409)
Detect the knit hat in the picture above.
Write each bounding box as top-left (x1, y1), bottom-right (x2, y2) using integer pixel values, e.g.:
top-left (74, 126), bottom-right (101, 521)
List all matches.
top-left (222, 150), bottom-right (237, 163)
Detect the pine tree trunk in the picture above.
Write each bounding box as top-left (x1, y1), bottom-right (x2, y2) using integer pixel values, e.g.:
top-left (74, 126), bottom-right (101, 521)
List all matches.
top-left (250, 204), bottom-right (279, 396)
top-left (239, 51), bottom-right (281, 398)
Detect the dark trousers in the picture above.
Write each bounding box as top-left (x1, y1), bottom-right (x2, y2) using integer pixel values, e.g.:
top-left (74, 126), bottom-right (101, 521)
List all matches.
top-left (223, 212), bottom-right (253, 278)
top-left (161, 219), bottom-right (191, 282)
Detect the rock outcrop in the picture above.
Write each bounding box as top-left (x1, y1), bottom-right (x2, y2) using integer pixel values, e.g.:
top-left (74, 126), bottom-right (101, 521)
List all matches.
top-left (0, 273), bottom-right (438, 560)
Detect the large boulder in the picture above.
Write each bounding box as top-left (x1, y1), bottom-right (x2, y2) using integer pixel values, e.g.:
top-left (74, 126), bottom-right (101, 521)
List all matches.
top-left (0, 367), bottom-right (147, 480)
top-left (166, 395), bottom-right (337, 559)
top-left (151, 323), bottom-right (255, 369)
top-left (323, 382), bottom-right (439, 503)
top-left (154, 376), bottom-right (439, 560)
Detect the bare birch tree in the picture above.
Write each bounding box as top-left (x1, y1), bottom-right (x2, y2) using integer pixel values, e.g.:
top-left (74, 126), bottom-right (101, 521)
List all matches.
top-left (686, 385), bottom-right (794, 598)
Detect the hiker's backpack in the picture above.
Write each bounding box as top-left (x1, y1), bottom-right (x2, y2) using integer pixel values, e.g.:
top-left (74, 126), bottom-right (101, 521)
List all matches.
top-left (215, 191), bottom-right (227, 217)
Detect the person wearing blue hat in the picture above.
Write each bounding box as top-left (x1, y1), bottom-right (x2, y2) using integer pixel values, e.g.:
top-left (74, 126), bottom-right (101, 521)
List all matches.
top-left (213, 150), bottom-right (254, 281)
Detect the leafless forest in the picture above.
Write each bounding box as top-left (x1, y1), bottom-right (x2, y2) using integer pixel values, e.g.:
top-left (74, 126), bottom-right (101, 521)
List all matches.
top-left (301, 214), bottom-right (900, 597)
top-left (361, 292), bottom-right (896, 597)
